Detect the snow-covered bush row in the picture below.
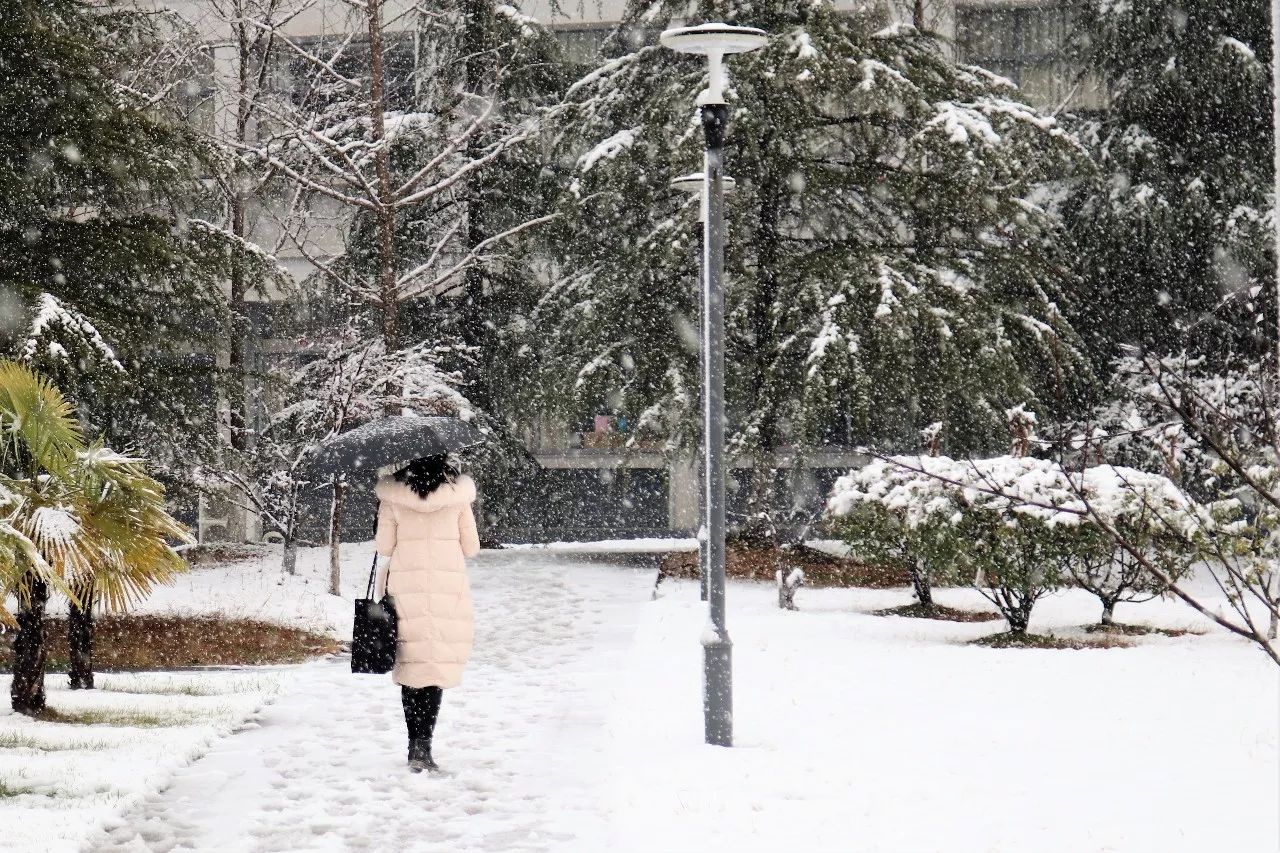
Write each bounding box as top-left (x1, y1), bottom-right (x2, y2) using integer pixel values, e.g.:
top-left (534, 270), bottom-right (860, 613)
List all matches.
top-left (826, 456), bottom-right (1203, 633)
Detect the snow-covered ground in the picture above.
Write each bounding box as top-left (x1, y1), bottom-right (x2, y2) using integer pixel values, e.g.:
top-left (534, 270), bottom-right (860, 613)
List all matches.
top-left (2, 544), bottom-right (1277, 852)
top-left (0, 671), bottom-right (282, 852)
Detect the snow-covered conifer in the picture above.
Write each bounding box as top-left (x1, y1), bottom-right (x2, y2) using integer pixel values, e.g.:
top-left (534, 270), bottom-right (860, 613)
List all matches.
top-left (0, 0), bottom-right (269, 488)
top-left (532, 0), bottom-right (1090, 537)
top-left (1063, 0), bottom-right (1274, 363)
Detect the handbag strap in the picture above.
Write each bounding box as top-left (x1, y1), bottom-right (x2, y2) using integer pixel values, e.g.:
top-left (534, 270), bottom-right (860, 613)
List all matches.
top-left (365, 505), bottom-right (381, 600)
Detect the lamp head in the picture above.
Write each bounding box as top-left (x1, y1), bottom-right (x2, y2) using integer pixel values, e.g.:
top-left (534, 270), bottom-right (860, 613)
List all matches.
top-left (669, 173), bottom-right (737, 194)
top-left (659, 23), bottom-right (768, 56)
top-left (660, 23), bottom-right (767, 105)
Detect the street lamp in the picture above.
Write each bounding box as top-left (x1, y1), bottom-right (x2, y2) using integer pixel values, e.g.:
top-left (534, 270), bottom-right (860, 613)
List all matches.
top-left (660, 22), bottom-right (767, 748)
top-left (669, 172), bottom-right (735, 606)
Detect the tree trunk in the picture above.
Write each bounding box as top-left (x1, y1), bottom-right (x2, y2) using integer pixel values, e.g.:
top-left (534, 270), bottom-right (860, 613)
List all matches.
top-left (744, 137), bottom-right (784, 544)
top-left (228, 6), bottom-right (254, 455)
top-left (458, 0), bottom-right (494, 415)
top-left (228, 192), bottom-right (248, 453)
top-left (68, 586), bottom-right (94, 690)
top-left (329, 480), bottom-right (345, 596)
top-left (1100, 598), bottom-right (1116, 627)
top-left (1268, 572), bottom-right (1279, 640)
top-left (1006, 595), bottom-right (1034, 636)
top-left (909, 559), bottom-right (936, 616)
top-left (1005, 611), bottom-right (1029, 636)
top-left (10, 575), bottom-right (49, 715)
top-left (282, 483), bottom-right (300, 575)
top-left (365, 0), bottom-right (401, 413)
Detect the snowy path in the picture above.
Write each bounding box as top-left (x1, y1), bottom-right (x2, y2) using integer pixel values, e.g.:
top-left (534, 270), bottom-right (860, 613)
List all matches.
top-left (90, 554), bottom-right (654, 853)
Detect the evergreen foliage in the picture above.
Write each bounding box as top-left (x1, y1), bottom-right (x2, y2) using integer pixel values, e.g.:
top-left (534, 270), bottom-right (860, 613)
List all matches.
top-left (0, 0), bottom-right (252, 485)
top-left (1065, 0), bottom-right (1275, 364)
top-left (531, 0), bottom-right (1091, 534)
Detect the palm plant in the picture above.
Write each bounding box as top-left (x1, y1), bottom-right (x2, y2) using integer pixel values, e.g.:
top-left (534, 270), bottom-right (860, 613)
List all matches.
top-left (64, 445), bottom-right (191, 689)
top-left (1, 361), bottom-right (190, 712)
top-left (0, 360), bottom-right (84, 714)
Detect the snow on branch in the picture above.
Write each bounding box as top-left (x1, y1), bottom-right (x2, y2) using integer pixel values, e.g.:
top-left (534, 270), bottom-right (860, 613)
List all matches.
top-left (578, 129), bottom-right (638, 173)
top-left (20, 293), bottom-right (124, 373)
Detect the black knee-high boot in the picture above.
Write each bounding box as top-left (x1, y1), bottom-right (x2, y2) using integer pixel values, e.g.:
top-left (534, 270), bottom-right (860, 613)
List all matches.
top-left (402, 686), bottom-right (443, 773)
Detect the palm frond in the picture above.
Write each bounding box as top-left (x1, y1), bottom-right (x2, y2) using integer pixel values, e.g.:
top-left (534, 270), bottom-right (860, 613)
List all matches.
top-left (0, 360), bottom-right (84, 479)
top-left (68, 443), bottom-right (191, 612)
top-left (0, 476), bottom-right (77, 623)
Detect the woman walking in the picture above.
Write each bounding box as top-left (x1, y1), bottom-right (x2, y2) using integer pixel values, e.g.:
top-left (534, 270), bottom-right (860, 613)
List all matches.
top-left (374, 455), bottom-right (481, 773)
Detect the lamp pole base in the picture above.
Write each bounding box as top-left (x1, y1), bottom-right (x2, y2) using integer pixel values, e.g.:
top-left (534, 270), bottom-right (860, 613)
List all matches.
top-left (703, 630), bottom-right (733, 746)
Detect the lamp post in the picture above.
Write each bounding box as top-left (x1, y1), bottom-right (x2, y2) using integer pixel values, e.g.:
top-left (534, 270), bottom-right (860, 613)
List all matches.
top-left (660, 22), bottom-right (767, 748)
top-left (670, 172), bottom-right (735, 605)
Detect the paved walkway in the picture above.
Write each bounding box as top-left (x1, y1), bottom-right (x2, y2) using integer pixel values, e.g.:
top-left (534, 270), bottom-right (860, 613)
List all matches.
top-left (91, 554), bottom-right (652, 852)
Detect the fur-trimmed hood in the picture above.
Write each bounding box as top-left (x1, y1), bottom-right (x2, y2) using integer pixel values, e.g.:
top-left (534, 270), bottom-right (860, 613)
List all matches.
top-left (375, 474), bottom-right (476, 512)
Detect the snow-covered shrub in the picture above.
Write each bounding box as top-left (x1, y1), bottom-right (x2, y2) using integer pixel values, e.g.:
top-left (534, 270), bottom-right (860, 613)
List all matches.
top-left (826, 458), bottom-right (970, 616)
top-left (828, 455), bottom-right (1077, 633)
top-left (1065, 465), bottom-right (1201, 626)
top-left (1070, 353), bottom-right (1280, 653)
top-left (828, 455), bottom-right (1201, 635)
top-left (933, 456), bottom-right (1079, 636)
top-left (777, 567), bottom-right (805, 611)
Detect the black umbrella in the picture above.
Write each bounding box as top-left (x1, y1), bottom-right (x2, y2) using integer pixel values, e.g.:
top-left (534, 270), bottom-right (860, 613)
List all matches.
top-left (306, 416), bottom-right (482, 478)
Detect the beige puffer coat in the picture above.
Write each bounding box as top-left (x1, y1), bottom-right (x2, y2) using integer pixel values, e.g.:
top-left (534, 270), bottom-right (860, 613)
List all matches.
top-left (374, 474), bottom-right (481, 689)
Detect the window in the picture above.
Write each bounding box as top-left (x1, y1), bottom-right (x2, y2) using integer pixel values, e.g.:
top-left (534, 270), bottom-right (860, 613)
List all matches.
top-left (553, 28), bottom-right (609, 67)
top-left (955, 3), bottom-right (1079, 107)
top-left (266, 34), bottom-right (418, 117)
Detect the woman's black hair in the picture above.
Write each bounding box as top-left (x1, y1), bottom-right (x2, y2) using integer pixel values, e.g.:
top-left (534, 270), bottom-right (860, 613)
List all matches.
top-left (394, 455), bottom-right (459, 499)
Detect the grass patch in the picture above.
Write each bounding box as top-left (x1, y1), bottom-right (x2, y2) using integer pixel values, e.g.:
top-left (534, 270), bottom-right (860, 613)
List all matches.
top-left (32, 706), bottom-right (204, 728)
top-left (0, 731), bottom-right (114, 751)
top-left (970, 631), bottom-right (1133, 650)
top-left (0, 614), bottom-right (338, 673)
top-left (1083, 622), bottom-right (1203, 638)
top-left (0, 775), bottom-right (71, 799)
top-left (97, 675), bottom-right (275, 697)
top-left (659, 543), bottom-right (911, 588)
top-left (0, 778), bottom-right (40, 798)
top-left (872, 602), bottom-right (1001, 622)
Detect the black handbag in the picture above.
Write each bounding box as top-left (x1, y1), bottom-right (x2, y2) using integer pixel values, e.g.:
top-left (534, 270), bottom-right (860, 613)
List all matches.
top-left (351, 546), bottom-right (398, 674)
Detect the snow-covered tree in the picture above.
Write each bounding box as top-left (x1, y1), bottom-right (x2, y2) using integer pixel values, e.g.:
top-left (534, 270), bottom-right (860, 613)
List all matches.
top-left (207, 314), bottom-right (473, 584)
top-left (175, 0), bottom-right (309, 454)
top-left (1063, 0), bottom-right (1275, 364)
top-left (1073, 353), bottom-right (1269, 494)
top-left (241, 0), bottom-right (560, 540)
top-left (1075, 352), bottom-right (1280, 647)
top-left (249, 0), bottom-right (552, 370)
top-left (531, 0), bottom-right (1091, 537)
top-left (0, 0), bottom-right (266, 492)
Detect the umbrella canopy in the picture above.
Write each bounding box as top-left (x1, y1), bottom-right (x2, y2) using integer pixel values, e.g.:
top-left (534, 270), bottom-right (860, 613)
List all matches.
top-left (305, 416), bottom-right (482, 479)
